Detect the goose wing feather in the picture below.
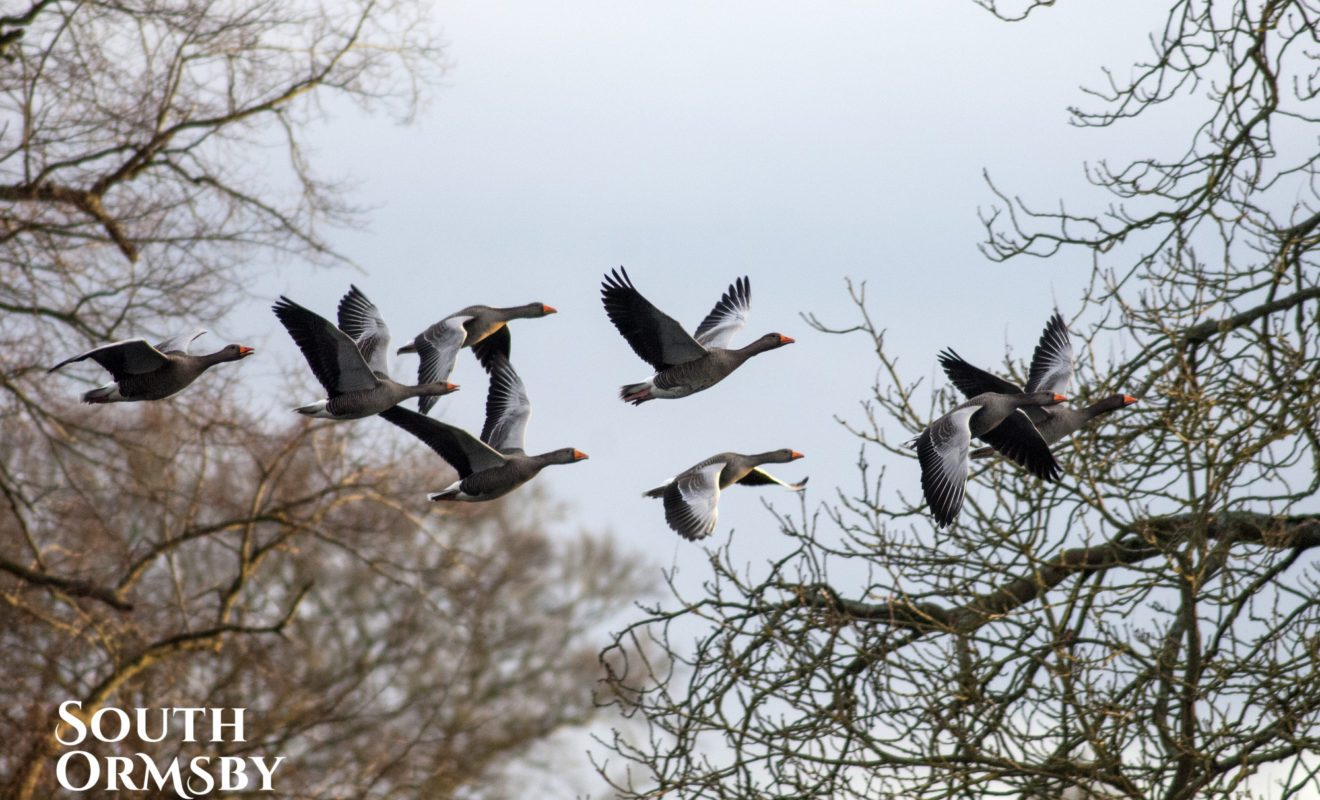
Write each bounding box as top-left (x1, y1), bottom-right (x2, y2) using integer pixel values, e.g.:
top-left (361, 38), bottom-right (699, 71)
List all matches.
top-left (663, 462), bottom-right (725, 540)
top-left (415, 315), bottom-right (470, 414)
top-left (693, 276), bottom-right (750, 349)
top-left (975, 411), bottom-right (1062, 481)
top-left (336, 285), bottom-right (392, 377)
top-left (49, 339), bottom-right (170, 377)
top-left (479, 355), bottom-right (531, 454)
top-left (470, 324), bottom-right (512, 372)
top-left (601, 267), bottom-right (707, 370)
top-left (1025, 312), bottom-right (1074, 395)
top-left (938, 348), bottom-right (1022, 397)
top-left (379, 405), bottom-right (506, 477)
top-left (917, 406), bottom-right (977, 528)
top-left (273, 297), bottom-right (380, 395)
top-left (154, 329), bottom-right (207, 355)
top-left (734, 468), bottom-right (808, 491)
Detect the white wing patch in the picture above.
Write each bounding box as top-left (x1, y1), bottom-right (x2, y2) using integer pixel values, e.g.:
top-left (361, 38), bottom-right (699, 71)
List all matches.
top-left (693, 276), bottom-right (751, 350)
top-left (918, 405), bottom-right (977, 528)
top-left (418, 315), bottom-right (470, 386)
top-left (480, 356), bottom-right (531, 454)
top-left (663, 462), bottom-right (725, 540)
top-left (1026, 312), bottom-right (1074, 396)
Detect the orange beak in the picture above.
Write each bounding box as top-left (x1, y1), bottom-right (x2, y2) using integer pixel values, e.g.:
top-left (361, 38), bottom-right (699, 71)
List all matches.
top-left (1123, 395), bottom-right (1138, 405)
top-left (239, 346), bottom-right (255, 356)
top-left (779, 335), bottom-right (795, 345)
top-left (543, 304), bottom-right (558, 314)
top-left (573, 450), bottom-right (589, 461)
top-left (1053, 393), bottom-right (1067, 402)
top-left (791, 451), bottom-right (805, 460)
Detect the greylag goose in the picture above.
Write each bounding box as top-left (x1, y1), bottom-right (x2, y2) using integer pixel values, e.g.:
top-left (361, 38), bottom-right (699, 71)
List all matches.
top-left (914, 391), bottom-right (1066, 528)
top-left (643, 450), bottom-right (806, 540)
top-left (273, 287), bottom-right (458, 420)
top-left (395, 302), bottom-right (557, 396)
top-left (378, 353), bottom-right (587, 501)
top-left (48, 330), bottom-right (253, 403)
top-left (600, 268), bottom-right (793, 404)
top-left (938, 312), bottom-right (1137, 457)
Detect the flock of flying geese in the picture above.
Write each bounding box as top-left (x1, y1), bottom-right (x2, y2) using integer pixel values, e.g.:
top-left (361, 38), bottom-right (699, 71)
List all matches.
top-left (46, 269), bottom-right (1135, 537)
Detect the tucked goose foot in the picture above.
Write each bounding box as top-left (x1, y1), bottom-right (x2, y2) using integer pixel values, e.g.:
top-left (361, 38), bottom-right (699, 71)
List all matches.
top-left (620, 383), bottom-right (651, 404)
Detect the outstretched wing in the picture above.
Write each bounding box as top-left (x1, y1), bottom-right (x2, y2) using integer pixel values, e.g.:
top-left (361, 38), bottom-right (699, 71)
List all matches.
top-left (337, 285), bottom-right (392, 377)
top-left (470, 324), bottom-right (511, 372)
top-left (938, 348), bottom-right (1022, 398)
top-left (938, 348), bottom-right (1056, 426)
top-left (49, 339), bottom-right (169, 378)
top-left (154, 329), bottom-right (207, 355)
top-left (693, 276), bottom-right (750, 349)
top-left (416, 315), bottom-right (470, 414)
top-left (378, 405), bottom-right (506, 477)
top-left (735, 469), bottom-right (808, 491)
top-left (601, 267), bottom-right (707, 370)
top-left (975, 410), bottom-right (1061, 482)
top-left (1025, 312), bottom-right (1074, 396)
top-left (272, 296), bottom-right (379, 395)
top-left (479, 355), bottom-right (531, 455)
top-left (916, 406), bottom-right (977, 529)
top-left (662, 462), bottom-right (725, 540)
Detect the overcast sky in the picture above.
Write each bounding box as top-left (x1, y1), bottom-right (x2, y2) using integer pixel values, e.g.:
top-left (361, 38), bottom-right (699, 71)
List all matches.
top-left (248, 0), bottom-right (1163, 586)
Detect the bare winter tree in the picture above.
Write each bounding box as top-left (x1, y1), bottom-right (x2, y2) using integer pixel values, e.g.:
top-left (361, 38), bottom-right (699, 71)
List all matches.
top-left (0, 3), bottom-right (649, 799)
top-left (598, 2), bottom-right (1320, 799)
top-left (0, 0), bottom-right (439, 346)
top-left (0, 395), bottom-right (647, 799)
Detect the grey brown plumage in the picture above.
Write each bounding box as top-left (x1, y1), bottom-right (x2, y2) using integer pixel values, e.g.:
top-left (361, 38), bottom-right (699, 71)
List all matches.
top-left (914, 391), bottom-right (1066, 528)
top-left (938, 312), bottom-right (1137, 457)
top-left (273, 288), bottom-right (458, 420)
top-left (395, 302), bottom-right (557, 401)
top-left (644, 449), bottom-right (806, 540)
top-left (48, 330), bottom-right (253, 403)
top-left (379, 354), bottom-right (586, 502)
top-left (601, 268), bottom-right (793, 404)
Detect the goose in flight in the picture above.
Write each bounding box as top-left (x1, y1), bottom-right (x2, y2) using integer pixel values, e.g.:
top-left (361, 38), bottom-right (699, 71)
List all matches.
top-left (379, 353), bottom-right (587, 502)
top-left (396, 302), bottom-right (557, 411)
top-left (914, 391), bottom-right (1066, 528)
top-left (273, 286), bottom-right (457, 419)
top-left (600, 268), bottom-right (793, 404)
top-left (49, 330), bottom-right (253, 403)
top-left (644, 449), bottom-right (806, 540)
top-left (938, 312), bottom-right (1136, 458)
